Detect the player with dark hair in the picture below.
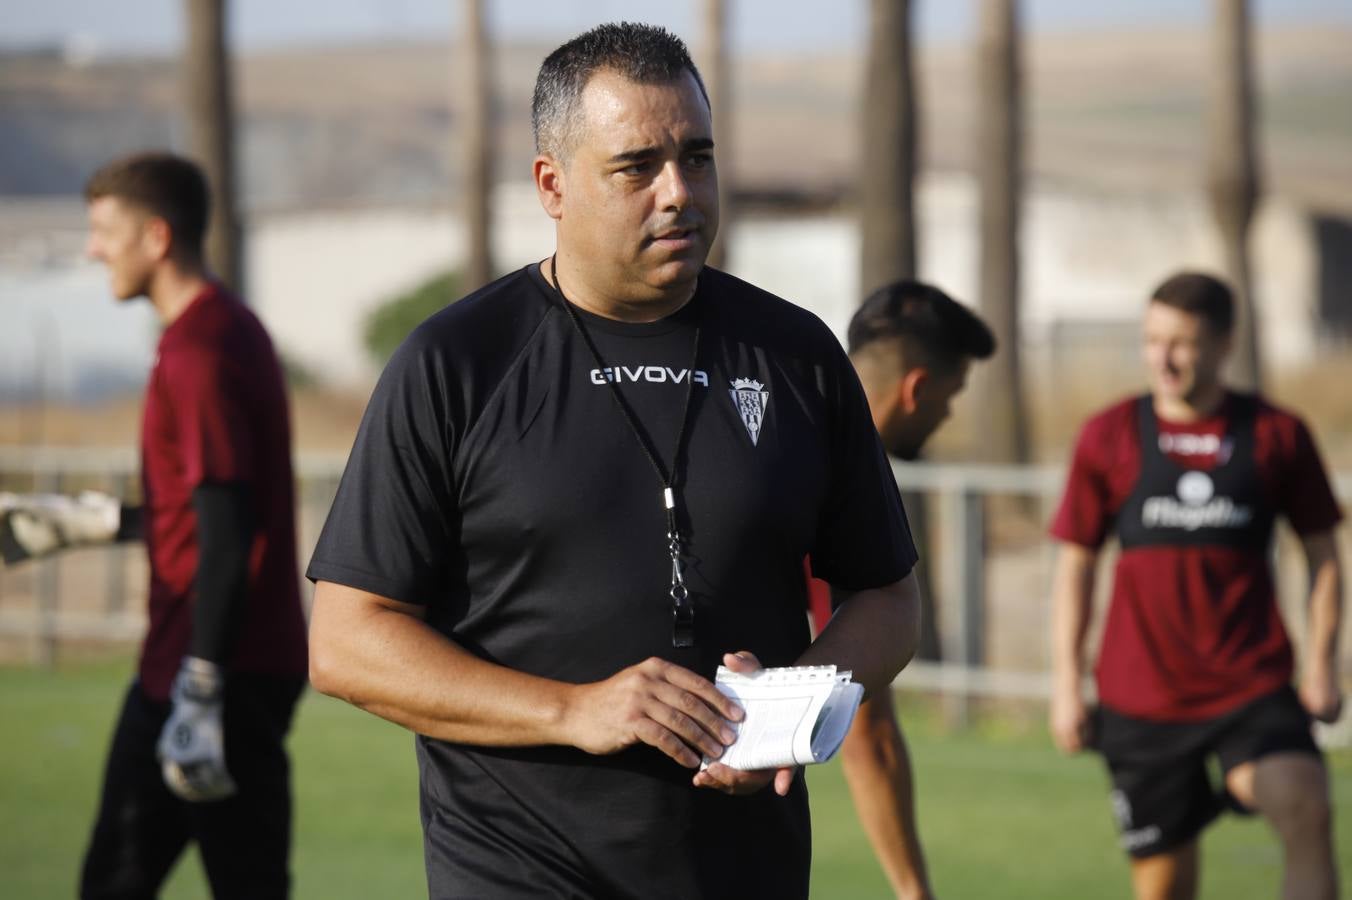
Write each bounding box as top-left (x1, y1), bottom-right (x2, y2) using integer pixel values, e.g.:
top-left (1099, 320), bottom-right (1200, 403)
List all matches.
top-left (307, 22), bottom-right (921, 899)
top-left (805, 279), bottom-right (994, 899)
top-left (848, 279), bottom-right (996, 462)
top-left (1049, 271), bottom-right (1342, 900)
top-left (1, 151), bottom-right (308, 898)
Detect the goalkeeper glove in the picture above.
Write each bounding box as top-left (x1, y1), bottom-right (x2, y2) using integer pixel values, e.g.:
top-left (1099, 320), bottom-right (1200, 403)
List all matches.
top-left (0, 491), bottom-right (121, 566)
top-left (156, 657), bottom-right (238, 802)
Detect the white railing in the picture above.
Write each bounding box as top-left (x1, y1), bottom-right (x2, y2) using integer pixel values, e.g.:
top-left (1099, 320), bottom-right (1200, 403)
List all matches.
top-left (2, 446), bottom-right (1349, 746)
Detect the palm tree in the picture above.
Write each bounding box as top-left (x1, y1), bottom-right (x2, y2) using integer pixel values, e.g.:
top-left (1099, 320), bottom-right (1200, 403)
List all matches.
top-left (703, 0), bottom-right (733, 270)
top-left (859, 0), bottom-right (918, 294)
top-left (460, 0), bottom-right (493, 292)
top-left (975, 0), bottom-right (1029, 466)
top-left (1207, 0), bottom-right (1261, 388)
top-left (183, 0), bottom-right (241, 291)
top-left (860, 0), bottom-right (943, 661)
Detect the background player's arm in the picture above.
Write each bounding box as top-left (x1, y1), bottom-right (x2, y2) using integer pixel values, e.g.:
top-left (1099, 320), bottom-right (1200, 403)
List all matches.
top-left (695, 575), bottom-right (921, 798)
top-left (187, 483), bottom-right (253, 664)
top-left (800, 573), bottom-right (921, 699)
top-left (154, 482), bottom-right (257, 802)
top-left (0, 491), bottom-right (122, 565)
top-left (113, 504), bottom-right (144, 541)
top-left (1050, 541), bottom-right (1098, 753)
top-left (309, 581), bottom-right (743, 767)
top-left (1298, 529), bottom-right (1343, 723)
top-left (840, 696), bottom-right (933, 900)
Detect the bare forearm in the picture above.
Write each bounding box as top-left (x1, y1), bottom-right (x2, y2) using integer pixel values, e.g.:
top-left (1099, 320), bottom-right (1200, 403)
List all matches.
top-left (841, 697), bottom-right (931, 898)
top-left (309, 583), bottom-right (571, 745)
top-left (801, 574), bottom-right (920, 699)
top-left (1051, 545), bottom-right (1097, 688)
top-left (1296, 532), bottom-right (1345, 723)
top-left (1307, 554), bottom-right (1342, 670)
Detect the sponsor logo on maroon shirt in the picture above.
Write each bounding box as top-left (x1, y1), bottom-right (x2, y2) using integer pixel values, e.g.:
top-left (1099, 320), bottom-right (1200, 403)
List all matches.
top-left (1141, 471), bottom-right (1254, 531)
top-left (1157, 432), bottom-right (1234, 462)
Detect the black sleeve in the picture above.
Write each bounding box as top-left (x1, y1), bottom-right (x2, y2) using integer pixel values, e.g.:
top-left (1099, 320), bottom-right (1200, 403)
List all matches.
top-left (115, 504), bottom-right (144, 542)
top-left (808, 343), bottom-right (918, 592)
top-left (190, 482), bottom-right (254, 664)
top-left (306, 333), bottom-right (460, 605)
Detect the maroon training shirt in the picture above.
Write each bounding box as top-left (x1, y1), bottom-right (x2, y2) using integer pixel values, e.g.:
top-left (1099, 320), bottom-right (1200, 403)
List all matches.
top-left (1050, 392), bottom-right (1341, 721)
top-left (139, 283), bottom-right (308, 701)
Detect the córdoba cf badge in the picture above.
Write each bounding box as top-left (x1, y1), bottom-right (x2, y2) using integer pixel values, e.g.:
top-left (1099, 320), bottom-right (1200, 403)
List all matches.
top-left (729, 378), bottom-right (769, 446)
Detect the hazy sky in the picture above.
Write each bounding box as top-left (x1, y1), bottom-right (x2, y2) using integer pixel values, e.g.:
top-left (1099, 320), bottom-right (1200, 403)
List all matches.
top-left (4, 0), bottom-right (1350, 56)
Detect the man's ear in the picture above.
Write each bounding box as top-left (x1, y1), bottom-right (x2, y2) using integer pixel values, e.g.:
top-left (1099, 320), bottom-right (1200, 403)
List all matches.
top-left (141, 216), bottom-right (173, 263)
top-left (534, 155), bottom-right (564, 221)
top-left (898, 367), bottom-right (928, 415)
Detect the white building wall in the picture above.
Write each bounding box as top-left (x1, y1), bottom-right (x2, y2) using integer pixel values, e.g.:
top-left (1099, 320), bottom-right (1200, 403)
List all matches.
top-left (0, 177), bottom-right (1327, 398)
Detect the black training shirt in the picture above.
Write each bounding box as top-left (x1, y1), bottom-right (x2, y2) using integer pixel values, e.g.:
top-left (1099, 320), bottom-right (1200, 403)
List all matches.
top-left (308, 264), bottom-right (916, 899)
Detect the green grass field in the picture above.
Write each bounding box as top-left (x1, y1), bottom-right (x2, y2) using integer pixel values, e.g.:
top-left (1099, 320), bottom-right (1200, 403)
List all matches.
top-left (2, 659), bottom-right (1348, 899)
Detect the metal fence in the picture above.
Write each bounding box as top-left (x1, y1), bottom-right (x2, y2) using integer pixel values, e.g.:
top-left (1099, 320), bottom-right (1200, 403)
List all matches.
top-left (3, 446), bottom-right (1349, 746)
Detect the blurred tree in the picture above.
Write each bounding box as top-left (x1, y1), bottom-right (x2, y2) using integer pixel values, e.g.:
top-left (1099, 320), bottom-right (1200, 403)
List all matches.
top-left (860, 0), bottom-right (940, 662)
top-left (974, 0), bottom-right (1030, 466)
top-left (703, 0), bottom-right (733, 270)
top-left (460, 0), bottom-right (494, 292)
top-left (364, 270), bottom-right (462, 366)
top-left (1208, 0), bottom-right (1261, 389)
top-left (859, 0), bottom-right (918, 294)
top-left (183, 0), bottom-right (242, 292)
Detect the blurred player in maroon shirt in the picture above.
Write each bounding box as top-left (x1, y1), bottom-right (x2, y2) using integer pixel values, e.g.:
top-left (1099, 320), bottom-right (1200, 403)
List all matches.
top-left (808, 280), bottom-right (995, 899)
top-left (67, 152), bottom-right (307, 898)
top-left (1049, 272), bottom-right (1342, 900)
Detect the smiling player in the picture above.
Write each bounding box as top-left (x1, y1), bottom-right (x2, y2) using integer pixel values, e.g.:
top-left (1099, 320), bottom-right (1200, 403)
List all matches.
top-left (1049, 272), bottom-right (1342, 900)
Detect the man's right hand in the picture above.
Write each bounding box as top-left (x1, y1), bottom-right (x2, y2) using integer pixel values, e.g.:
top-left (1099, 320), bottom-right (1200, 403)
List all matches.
top-left (1050, 683), bottom-right (1090, 754)
top-left (0, 491), bottom-right (121, 566)
top-left (562, 657), bottom-right (744, 768)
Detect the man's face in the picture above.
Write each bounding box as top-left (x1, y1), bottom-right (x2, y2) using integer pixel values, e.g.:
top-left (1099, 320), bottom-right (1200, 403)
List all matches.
top-left (1142, 301), bottom-right (1229, 405)
top-left (85, 196), bottom-right (162, 301)
top-left (543, 68), bottom-right (718, 302)
top-left (871, 359), bottom-right (971, 460)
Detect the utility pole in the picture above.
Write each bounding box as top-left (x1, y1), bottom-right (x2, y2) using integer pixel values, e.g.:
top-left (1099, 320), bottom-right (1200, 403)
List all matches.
top-left (460, 0), bottom-right (494, 291)
top-left (1207, 0), bottom-right (1262, 388)
top-left (183, 0), bottom-right (242, 291)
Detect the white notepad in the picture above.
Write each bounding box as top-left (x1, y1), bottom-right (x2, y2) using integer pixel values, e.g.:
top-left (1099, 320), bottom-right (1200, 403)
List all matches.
top-left (702, 665), bottom-right (864, 771)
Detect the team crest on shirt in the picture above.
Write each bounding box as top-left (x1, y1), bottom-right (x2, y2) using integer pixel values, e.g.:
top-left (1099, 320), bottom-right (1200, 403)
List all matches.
top-left (729, 378), bottom-right (769, 446)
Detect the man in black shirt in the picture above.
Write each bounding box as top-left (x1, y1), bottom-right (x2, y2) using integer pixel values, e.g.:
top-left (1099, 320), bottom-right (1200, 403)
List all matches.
top-left (308, 23), bottom-right (921, 899)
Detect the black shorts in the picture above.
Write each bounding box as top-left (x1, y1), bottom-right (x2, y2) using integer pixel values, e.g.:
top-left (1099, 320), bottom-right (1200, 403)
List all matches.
top-left (1091, 685), bottom-right (1321, 859)
top-left (80, 675), bottom-right (304, 899)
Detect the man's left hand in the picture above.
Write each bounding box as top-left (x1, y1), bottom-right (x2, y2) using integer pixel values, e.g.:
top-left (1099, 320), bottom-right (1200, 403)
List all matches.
top-left (1300, 664), bottom-right (1344, 724)
top-left (691, 651), bottom-right (797, 797)
top-left (157, 657), bottom-right (237, 802)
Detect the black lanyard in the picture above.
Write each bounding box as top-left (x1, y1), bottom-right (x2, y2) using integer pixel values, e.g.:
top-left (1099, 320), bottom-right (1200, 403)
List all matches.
top-left (548, 258), bottom-right (701, 647)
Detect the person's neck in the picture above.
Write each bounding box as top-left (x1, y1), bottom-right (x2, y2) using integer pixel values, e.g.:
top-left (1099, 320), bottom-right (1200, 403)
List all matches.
top-left (545, 253), bottom-right (695, 324)
top-left (1153, 380), bottom-right (1227, 423)
top-left (148, 261), bottom-right (212, 326)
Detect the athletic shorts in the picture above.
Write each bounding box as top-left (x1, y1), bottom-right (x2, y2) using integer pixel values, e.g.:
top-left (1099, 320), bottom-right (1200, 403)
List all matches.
top-left (1091, 685), bottom-right (1321, 858)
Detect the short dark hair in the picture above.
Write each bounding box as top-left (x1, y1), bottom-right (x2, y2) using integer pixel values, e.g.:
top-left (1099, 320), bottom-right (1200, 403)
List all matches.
top-left (848, 280), bottom-right (996, 373)
top-left (84, 152), bottom-right (210, 256)
top-left (531, 22), bottom-right (708, 158)
top-left (1149, 271), bottom-right (1234, 335)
